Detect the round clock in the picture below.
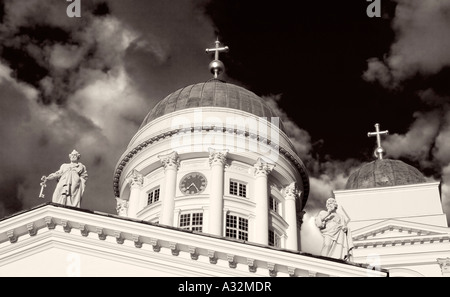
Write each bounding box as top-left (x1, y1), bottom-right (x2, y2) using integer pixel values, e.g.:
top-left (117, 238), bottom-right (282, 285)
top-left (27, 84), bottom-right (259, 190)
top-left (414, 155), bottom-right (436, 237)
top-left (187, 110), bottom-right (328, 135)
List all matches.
top-left (179, 172), bottom-right (207, 195)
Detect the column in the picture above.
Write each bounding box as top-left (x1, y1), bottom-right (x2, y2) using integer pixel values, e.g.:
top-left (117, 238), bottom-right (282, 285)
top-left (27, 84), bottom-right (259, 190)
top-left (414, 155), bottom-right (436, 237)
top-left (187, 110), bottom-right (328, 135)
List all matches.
top-left (126, 169), bottom-right (144, 219)
top-left (208, 148), bottom-right (228, 236)
top-left (253, 158), bottom-right (275, 245)
top-left (284, 182), bottom-right (300, 250)
top-left (158, 151), bottom-right (180, 226)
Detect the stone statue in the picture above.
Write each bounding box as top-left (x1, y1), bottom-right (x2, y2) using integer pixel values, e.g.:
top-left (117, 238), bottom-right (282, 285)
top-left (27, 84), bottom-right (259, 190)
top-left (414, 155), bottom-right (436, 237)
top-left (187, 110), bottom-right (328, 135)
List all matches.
top-left (42, 150), bottom-right (88, 208)
top-left (315, 198), bottom-right (353, 261)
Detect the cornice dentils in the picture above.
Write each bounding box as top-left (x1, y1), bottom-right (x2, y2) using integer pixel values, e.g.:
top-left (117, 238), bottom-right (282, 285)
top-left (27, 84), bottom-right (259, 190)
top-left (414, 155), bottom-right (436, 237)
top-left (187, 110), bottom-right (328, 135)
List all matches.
top-left (45, 217), bottom-right (56, 229)
top-left (61, 220), bottom-right (71, 233)
top-left (288, 266), bottom-right (296, 277)
top-left (96, 227), bottom-right (106, 240)
top-left (27, 223), bottom-right (37, 236)
top-left (114, 231), bottom-right (124, 244)
top-left (7, 230), bottom-right (17, 243)
top-left (208, 250), bottom-right (217, 264)
top-left (150, 238), bottom-right (161, 252)
top-left (189, 246), bottom-right (198, 260)
top-left (133, 234), bottom-right (142, 248)
top-left (227, 254), bottom-right (237, 268)
top-left (267, 262), bottom-right (277, 277)
top-left (170, 242), bottom-right (179, 256)
top-left (247, 258), bottom-right (257, 273)
top-left (79, 224), bottom-right (89, 237)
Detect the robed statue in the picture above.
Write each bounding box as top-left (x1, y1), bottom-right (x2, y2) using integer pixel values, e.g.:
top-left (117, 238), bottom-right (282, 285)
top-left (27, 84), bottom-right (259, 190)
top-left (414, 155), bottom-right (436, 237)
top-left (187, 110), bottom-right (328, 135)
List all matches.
top-left (315, 198), bottom-right (353, 261)
top-left (41, 150), bottom-right (88, 208)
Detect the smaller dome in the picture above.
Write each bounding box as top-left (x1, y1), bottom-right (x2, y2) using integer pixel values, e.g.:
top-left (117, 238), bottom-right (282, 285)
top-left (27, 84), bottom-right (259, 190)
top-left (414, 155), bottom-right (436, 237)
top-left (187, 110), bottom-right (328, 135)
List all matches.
top-left (345, 159), bottom-right (426, 190)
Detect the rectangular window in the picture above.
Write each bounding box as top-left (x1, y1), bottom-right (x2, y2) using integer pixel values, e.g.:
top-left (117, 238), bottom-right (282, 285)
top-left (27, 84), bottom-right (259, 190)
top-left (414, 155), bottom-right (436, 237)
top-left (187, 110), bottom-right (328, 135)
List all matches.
top-left (179, 212), bottom-right (203, 232)
top-left (226, 214), bottom-right (248, 241)
top-left (229, 180), bottom-right (247, 198)
top-left (269, 196), bottom-right (279, 213)
top-left (147, 187), bottom-right (160, 205)
top-left (269, 229), bottom-right (281, 248)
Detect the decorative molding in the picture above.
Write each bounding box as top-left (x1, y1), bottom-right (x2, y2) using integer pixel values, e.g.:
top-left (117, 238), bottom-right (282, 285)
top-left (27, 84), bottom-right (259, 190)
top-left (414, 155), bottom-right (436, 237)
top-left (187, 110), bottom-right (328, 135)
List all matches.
top-left (133, 234), bottom-right (142, 248)
top-left (227, 254), bottom-right (237, 268)
top-left (437, 258), bottom-right (450, 275)
top-left (150, 238), bottom-right (161, 252)
top-left (158, 151), bottom-right (180, 171)
top-left (7, 230), bottom-right (17, 243)
top-left (0, 204), bottom-right (387, 277)
top-left (308, 271), bottom-right (317, 277)
top-left (189, 246), bottom-right (198, 260)
top-left (45, 217), bottom-right (56, 230)
top-left (114, 231), bottom-right (124, 244)
top-left (284, 182), bottom-right (299, 199)
top-left (112, 127), bottom-right (310, 205)
top-left (26, 223), bottom-right (37, 236)
top-left (170, 242), bottom-right (179, 256)
top-left (267, 262), bottom-right (277, 277)
top-left (353, 225), bottom-right (441, 241)
top-left (96, 227), bottom-right (106, 240)
top-left (115, 197), bottom-right (128, 216)
top-left (247, 258), bottom-right (257, 273)
top-left (79, 224), bottom-right (89, 237)
top-left (253, 158), bottom-right (275, 177)
top-left (126, 169), bottom-right (144, 188)
top-left (353, 235), bottom-right (450, 249)
top-left (208, 148), bottom-right (228, 167)
top-left (208, 250), bottom-right (217, 264)
top-left (288, 266), bottom-right (296, 277)
top-left (61, 220), bottom-right (71, 233)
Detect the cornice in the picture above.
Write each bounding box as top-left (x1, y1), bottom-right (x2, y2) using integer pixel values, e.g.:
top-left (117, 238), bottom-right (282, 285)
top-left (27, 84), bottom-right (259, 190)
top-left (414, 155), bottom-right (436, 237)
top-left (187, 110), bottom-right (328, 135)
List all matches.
top-left (0, 203), bottom-right (386, 277)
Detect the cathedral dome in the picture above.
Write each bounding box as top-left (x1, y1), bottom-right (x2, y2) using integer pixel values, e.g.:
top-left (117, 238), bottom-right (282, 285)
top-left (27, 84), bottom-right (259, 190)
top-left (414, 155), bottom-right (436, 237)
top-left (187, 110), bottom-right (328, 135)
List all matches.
top-left (139, 79), bottom-right (285, 132)
top-left (345, 159), bottom-right (427, 190)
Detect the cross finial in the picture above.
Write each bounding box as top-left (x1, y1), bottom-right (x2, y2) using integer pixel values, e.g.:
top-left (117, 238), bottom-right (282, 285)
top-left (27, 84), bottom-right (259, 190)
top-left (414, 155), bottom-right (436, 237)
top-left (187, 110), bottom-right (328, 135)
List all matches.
top-left (367, 123), bottom-right (389, 160)
top-left (205, 38), bottom-right (229, 78)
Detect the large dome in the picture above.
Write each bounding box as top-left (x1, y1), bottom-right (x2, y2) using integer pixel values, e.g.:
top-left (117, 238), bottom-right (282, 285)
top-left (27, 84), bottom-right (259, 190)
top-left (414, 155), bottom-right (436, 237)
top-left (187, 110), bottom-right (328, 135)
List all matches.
top-left (345, 159), bottom-right (426, 190)
top-left (139, 79), bottom-right (285, 131)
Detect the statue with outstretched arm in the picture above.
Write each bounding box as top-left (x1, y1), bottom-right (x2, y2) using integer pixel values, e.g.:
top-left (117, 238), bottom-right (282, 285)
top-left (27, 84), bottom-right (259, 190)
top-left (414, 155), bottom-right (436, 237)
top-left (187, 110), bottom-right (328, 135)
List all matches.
top-left (41, 150), bottom-right (88, 208)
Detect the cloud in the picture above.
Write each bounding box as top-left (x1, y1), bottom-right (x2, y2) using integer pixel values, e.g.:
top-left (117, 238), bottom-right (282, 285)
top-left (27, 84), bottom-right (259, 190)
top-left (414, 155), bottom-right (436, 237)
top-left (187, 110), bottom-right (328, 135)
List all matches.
top-left (384, 110), bottom-right (441, 164)
top-left (0, 0), bottom-right (217, 217)
top-left (363, 0), bottom-right (450, 88)
top-left (262, 94), bottom-right (313, 161)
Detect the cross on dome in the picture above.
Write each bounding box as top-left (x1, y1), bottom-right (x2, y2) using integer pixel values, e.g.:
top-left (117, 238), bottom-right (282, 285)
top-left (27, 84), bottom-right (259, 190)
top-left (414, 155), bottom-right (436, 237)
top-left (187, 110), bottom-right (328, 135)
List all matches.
top-left (205, 38), bottom-right (229, 78)
top-left (367, 123), bottom-right (389, 160)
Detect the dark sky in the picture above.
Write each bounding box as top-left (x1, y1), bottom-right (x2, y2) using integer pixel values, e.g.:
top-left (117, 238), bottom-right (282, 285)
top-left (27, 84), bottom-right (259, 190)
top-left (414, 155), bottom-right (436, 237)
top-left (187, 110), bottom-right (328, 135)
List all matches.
top-left (0, 0), bottom-right (450, 244)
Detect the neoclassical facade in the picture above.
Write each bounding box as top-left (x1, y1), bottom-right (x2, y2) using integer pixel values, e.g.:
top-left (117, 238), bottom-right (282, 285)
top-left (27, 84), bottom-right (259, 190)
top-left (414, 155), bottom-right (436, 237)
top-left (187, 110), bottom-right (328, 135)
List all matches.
top-left (113, 79), bottom-right (309, 251)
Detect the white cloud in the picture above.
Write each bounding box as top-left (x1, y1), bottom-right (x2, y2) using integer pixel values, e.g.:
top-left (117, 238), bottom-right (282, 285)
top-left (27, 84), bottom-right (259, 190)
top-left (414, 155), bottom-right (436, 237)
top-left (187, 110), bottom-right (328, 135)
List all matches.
top-left (363, 0), bottom-right (450, 87)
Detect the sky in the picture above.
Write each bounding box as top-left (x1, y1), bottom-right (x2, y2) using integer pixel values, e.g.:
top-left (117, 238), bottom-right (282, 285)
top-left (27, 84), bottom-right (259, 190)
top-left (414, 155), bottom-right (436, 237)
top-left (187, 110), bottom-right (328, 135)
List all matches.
top-left (1, 0), bottom-right (450, 255)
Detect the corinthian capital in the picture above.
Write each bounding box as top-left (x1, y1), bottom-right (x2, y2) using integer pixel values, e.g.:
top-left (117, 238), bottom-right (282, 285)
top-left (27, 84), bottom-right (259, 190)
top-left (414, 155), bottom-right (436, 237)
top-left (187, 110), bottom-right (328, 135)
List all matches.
top-left (208, 148), bottom-right (228, 167)
top-left (126, 169), bottom-right (144, 187)
top-left (284, 182), bottom-right (299, 199)
top-left (158, 151), bottom-right (180, 170)
top-left (253, 158), bottom-right (275, 177)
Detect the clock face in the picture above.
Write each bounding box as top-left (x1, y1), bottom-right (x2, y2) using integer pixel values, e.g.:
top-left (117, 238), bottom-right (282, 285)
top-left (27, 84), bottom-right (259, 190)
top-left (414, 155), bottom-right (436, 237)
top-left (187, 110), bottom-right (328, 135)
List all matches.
top-left (179, 172), bottom-right (207, 195)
